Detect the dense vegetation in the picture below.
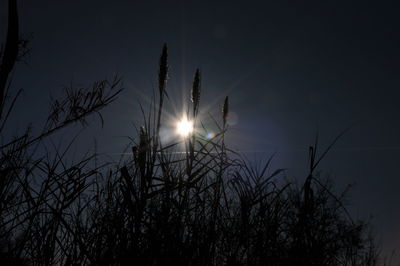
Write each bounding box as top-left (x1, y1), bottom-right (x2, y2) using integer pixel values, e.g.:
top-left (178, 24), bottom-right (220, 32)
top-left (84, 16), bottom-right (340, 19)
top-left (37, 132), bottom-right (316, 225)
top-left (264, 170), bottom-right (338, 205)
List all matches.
top-left (0, 1), bottom-right (379, 265)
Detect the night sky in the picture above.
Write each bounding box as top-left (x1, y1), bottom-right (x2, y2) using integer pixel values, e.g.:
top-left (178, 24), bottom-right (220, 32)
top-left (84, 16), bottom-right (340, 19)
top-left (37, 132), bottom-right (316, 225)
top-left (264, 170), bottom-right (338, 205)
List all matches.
top-left (2, 0), bottom-right (400, 262)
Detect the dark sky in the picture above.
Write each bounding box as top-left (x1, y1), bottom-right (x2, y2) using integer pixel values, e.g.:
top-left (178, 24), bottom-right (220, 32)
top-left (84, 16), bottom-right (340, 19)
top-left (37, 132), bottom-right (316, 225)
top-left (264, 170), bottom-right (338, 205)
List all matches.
top-left (2, 0), bottom-right (400, 262)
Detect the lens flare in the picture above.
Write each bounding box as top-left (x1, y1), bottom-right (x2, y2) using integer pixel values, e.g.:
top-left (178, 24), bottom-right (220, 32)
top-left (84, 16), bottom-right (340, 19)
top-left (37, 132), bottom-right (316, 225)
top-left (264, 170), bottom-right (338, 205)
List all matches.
top-left (176, 118), bottom-right (193, 137)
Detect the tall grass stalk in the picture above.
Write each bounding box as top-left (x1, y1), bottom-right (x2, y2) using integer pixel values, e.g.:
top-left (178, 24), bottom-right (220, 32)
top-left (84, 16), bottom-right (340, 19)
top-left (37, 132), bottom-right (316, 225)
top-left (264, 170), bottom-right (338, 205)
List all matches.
top-left (0, 1), bottom-right (380, 264)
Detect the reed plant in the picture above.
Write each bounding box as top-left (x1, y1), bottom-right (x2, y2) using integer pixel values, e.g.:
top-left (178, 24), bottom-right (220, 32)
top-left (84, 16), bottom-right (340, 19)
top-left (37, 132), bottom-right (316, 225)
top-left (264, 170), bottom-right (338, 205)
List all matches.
top-left (0, 1), bottom-right (380, 265)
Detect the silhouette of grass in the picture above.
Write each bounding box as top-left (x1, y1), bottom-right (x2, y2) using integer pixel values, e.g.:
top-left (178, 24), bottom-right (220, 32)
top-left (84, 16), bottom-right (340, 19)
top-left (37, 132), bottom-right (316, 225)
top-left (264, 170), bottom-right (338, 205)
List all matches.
top-left (0, 1), bottom-right (380, 265)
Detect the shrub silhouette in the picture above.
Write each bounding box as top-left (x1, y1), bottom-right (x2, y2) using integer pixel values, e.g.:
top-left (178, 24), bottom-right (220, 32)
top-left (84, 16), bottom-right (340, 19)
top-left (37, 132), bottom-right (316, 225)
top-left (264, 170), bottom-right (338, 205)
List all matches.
top-left (0, 1), bottom-right (379, 265)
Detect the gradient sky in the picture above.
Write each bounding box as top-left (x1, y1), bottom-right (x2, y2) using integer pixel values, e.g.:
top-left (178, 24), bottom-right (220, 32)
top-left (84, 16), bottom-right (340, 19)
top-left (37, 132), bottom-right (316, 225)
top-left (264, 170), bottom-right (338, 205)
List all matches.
top-left (1, 0), bottom-right (400, 263)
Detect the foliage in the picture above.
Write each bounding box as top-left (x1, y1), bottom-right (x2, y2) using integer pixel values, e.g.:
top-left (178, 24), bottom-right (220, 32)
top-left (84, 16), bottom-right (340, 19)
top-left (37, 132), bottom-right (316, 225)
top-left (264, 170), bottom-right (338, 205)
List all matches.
top-left (0, 1), bottom-right (379, 265)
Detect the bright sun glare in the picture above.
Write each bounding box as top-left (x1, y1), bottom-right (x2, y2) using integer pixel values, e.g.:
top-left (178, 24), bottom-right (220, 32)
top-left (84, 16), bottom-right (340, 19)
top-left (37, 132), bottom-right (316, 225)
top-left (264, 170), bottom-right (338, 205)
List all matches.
top-left (176, 118), bottom-right (193, 137)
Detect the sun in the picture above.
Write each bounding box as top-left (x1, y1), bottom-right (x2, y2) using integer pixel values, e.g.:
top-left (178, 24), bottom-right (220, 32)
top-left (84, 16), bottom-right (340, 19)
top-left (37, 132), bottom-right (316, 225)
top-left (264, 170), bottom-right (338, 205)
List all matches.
top-left (176, 117), bottom-right (193, 137)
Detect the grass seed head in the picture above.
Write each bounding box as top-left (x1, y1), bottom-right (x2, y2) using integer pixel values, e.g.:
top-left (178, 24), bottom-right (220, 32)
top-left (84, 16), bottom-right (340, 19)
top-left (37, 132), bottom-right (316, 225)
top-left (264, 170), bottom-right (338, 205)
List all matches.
top-left (191, 69), bottom-right (201, 115)
top-left (138, 126), bottom-right (147, 176)
top-left (223, 96), bottom-right (229, 127)
top-left (158, 43), bottom-right (168, 95)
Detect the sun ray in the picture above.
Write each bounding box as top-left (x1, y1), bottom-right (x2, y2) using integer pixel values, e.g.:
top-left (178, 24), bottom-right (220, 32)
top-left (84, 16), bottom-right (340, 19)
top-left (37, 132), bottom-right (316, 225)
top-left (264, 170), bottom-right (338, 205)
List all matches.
top-left (176, 117), bottom-right (193, 137)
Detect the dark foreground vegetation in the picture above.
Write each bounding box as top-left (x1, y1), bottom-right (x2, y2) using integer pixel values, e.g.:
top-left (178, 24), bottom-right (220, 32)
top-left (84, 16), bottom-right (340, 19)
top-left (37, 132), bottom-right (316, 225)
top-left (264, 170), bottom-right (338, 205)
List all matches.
top-left (0, 1), bottom-right (380, 265)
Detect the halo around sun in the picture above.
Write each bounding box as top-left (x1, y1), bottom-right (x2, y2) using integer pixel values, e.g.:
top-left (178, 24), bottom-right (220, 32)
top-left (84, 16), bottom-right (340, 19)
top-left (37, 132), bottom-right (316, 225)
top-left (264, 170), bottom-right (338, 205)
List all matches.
top-left (176, 117), bottom-right (193, 137)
